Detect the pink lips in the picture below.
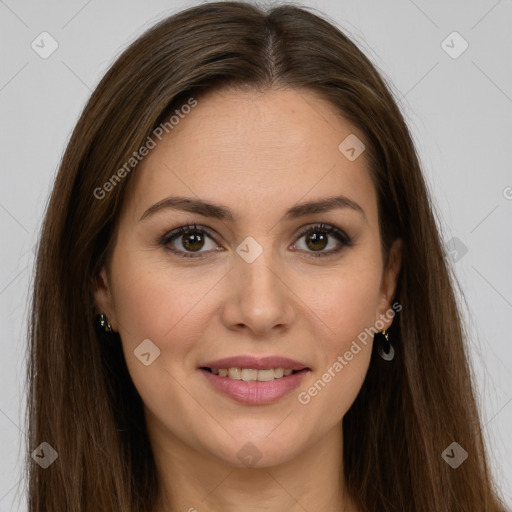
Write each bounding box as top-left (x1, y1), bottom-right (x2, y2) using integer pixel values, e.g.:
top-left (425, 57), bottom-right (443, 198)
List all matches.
top-left (199, 354), bottom-right (310, 405)
top-left (199, 368), bottom-right (309, 404)
top-left (200, 355), bottom-right (308, 371)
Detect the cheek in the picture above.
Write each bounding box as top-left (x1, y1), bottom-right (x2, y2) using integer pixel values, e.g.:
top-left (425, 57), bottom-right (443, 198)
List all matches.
top-left (297, 298), bottom-right (375, 431)
top-left (112, 250), bottom-right (221, 396)
top-left (110, 247), bottom-right (222, 360)
top-left (294, 259), bottom-right (381, 418)
top-left (304, 260), bottom-right (383, 343)
top-left (297, 341), bottom-right (371, 434)
top-left (109, 251), bottom-right (220, 437)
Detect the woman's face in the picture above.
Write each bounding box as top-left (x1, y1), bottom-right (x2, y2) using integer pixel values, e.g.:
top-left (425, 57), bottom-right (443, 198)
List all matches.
top-left (94, 87), bottom-right (401, 468)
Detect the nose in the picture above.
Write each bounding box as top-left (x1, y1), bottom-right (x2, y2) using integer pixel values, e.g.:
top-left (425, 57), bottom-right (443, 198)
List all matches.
top-left (220, 246), bottom-right (296, 337)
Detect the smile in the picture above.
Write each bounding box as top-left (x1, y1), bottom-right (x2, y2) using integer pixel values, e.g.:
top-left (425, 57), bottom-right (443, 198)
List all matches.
top-left (203, 367), bottom-right (297, 381)
top-left (199, 367), bottom-right (310, 404)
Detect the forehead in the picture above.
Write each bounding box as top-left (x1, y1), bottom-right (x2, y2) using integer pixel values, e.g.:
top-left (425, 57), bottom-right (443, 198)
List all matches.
top-left (122, 87), bottom-right (377, 225)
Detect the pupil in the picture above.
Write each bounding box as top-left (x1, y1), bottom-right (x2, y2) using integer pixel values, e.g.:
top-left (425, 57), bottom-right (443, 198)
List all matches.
top-left (306, 232), bottom-right (327, 251)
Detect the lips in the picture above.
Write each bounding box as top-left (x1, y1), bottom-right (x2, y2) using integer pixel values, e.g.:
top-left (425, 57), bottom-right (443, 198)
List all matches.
top-left (198, 354), bottom-right (311, 405)
top-left (200, 355), bottom-right (310, 371)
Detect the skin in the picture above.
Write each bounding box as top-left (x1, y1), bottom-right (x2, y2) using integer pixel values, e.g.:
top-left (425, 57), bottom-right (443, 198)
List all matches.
top-left (94, 87), bottom-right (402, 512)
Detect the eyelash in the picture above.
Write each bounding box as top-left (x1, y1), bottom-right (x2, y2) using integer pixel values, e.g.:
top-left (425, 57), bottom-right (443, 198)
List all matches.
top-left (158, 222), bottom-right (353, 259)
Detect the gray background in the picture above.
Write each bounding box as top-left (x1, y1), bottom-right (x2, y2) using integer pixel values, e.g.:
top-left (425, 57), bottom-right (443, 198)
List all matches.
top-left (0, 0), bottom-right (511, 509)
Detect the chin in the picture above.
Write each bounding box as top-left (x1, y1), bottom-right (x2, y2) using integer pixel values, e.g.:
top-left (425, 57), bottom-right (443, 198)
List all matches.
top-left (200, 428), bottom-right (306, 469)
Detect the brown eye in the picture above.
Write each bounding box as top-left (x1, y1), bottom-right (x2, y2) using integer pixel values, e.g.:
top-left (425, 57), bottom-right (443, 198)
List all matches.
top-left (180, 231), bottom-right (206, 252)
top-left (292, 223), bottom-right (352, 258)
top-left (160, 224), bottom-right (220, 258)
top-left (304, 231), bottom-right (328, 252)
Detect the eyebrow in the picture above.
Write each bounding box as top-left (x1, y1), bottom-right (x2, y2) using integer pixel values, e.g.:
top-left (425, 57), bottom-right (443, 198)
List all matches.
top-left (139, 194), bottom-right (366, 222)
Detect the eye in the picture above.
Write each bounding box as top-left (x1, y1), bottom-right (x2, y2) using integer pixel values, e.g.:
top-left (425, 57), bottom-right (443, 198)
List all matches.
top-left (159, 222), bottom-right (352, 259)
top-left (291, 222), bottom-right (352, 258)
top-left (160, 224), bottom-right (221, 258)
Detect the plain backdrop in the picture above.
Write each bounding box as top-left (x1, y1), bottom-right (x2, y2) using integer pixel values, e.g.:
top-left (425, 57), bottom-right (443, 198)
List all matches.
top-left (0, 0), bottom-right (511, 509)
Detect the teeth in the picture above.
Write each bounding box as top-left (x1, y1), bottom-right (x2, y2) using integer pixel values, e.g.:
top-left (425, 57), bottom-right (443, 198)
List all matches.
top-left (209, 367), bottom-right (299, 381)
top-left (241, 369), bottom-right (258, 381)
top-left (228, 368), bottom-right (242, 379)
top-left (256, 369), bottom-right (275, 381)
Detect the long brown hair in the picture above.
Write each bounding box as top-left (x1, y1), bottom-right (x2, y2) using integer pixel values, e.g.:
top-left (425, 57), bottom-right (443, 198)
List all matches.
top-left (25, 1), bottom-right (506, 510)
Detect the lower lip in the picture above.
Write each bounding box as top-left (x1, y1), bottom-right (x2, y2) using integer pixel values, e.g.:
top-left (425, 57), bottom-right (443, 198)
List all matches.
top-left (199, 368), bottom-right (309, 405)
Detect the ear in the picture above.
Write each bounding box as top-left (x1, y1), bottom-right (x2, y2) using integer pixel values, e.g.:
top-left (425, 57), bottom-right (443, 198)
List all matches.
top-left (93, 267), bottom-right (118, 332)
top-left (375, 238), bottom-right (402, 328)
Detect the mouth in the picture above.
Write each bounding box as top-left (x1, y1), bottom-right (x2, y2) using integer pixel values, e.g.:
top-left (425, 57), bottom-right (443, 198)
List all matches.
top-left (198, 365), bottom-right (311, 405)
top-left (200, 367), bottom-right (307, 381)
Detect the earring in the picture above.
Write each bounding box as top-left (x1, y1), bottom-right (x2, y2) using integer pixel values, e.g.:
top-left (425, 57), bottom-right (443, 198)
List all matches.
top-left (96, 313), bottom-right (113, 333)
top-left (377, 329), bottom-right (395, 361)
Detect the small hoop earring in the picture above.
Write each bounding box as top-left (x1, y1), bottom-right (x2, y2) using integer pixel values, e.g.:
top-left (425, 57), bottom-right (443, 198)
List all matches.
top-left (96, 313), bottom-right (113, 333)
top-left (377, 329), bottom-right (395, 361)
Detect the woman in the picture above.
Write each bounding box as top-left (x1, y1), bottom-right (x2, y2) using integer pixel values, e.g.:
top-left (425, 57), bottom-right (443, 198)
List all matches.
top-left (25, 1), bottom-right (507, 510)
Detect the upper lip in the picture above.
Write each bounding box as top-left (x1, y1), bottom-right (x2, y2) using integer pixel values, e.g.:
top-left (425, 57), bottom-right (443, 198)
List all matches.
top-left (200, 355), bottom-right (310, 371)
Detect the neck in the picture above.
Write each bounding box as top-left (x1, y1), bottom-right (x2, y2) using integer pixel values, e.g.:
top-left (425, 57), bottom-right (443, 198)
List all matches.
top-left (148, 414), bottom-right (357, 512)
